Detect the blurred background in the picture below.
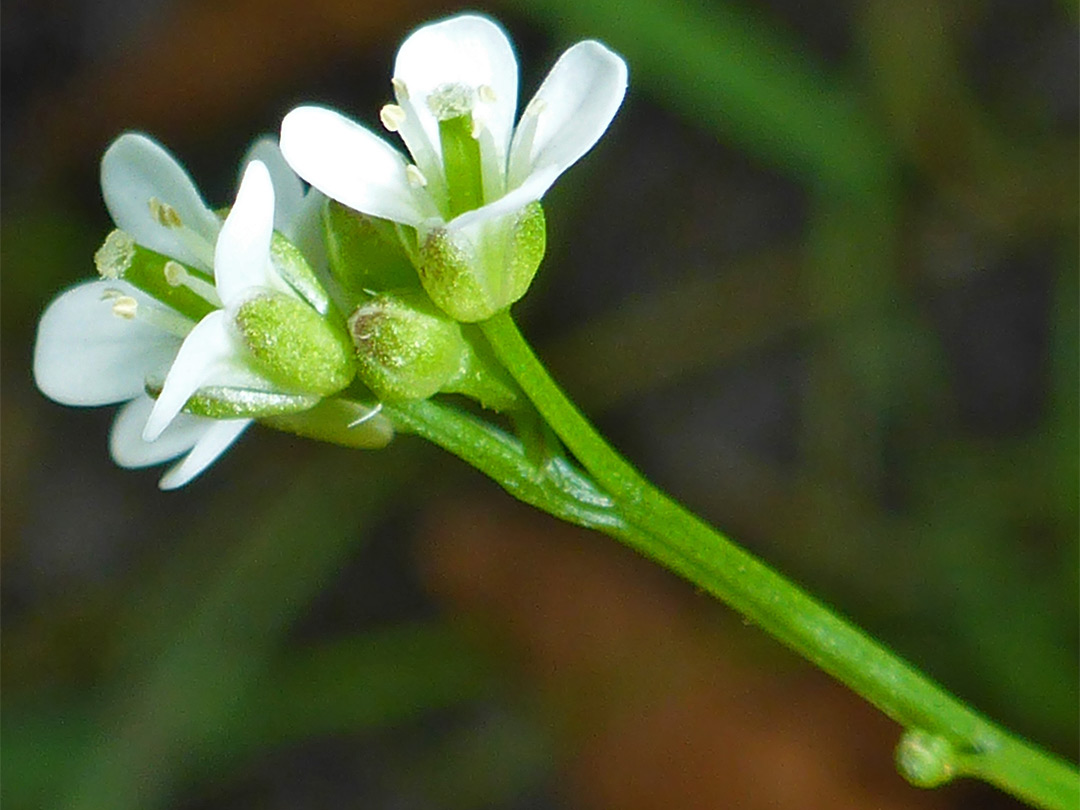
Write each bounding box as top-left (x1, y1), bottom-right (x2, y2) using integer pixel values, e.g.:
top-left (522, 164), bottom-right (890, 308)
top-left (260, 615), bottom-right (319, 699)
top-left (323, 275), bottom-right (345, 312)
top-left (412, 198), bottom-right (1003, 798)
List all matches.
top-left (2, 0), bottom-right (1077, 808)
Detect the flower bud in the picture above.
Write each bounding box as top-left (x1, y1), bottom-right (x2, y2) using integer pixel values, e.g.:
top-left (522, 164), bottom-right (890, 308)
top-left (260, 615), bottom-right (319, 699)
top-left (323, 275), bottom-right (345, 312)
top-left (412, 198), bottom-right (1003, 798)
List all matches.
top-left (232, 291), bottom-right (355, 396)
top-left (418, 202), bottom-right (545, 322)
top-left (323, 199), bottom-right (419, 308)
top-left (349, 289), bottom-right (468, 401)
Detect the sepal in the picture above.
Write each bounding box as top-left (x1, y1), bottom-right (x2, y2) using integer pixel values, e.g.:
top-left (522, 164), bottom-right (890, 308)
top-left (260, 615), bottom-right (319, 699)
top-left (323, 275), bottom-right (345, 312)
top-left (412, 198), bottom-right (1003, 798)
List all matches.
top-left (263, 398), bottom-right (394, 449)
top-left (177, 386), bottom-right (321, 419)
top-left (349, 289), bottom-right (521, 409)
top-left (323, 199), bottom-right (418, 309)
top-left (418, 202), bottom-right (545, 322)
top-left (232, 291), bottom-right (355, 395)
top-left (349, 289), bottom-right (468, 401)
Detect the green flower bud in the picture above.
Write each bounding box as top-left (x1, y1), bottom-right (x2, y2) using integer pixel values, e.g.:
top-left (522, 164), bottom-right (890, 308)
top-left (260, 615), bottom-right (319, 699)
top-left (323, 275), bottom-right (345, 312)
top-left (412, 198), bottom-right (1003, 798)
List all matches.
top-left (323, 199), bottom-right (418, 308)
top-left (895, 730), bottom-right (957, 788)
top-left (418, 202), bottom-right (546, 323)
top-left (349, 289), bottom-right (469, 402)
top-left (233, 291), bottom-right (355, 396)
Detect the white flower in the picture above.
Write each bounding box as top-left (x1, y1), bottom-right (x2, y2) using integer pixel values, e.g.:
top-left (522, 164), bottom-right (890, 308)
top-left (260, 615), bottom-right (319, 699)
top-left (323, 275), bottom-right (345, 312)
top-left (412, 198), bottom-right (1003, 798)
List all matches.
top-left (279, 14), bottom-right (627, 312)
top-left (33, 133), bottom-right (325, 488)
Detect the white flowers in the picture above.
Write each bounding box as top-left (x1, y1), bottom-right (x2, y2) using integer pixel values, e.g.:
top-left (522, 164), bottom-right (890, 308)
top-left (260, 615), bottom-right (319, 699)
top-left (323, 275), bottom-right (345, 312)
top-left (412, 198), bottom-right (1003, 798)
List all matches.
top-left (33, 13), bottom-right (627, 487)
top-left (33, 134), bottom-right (343, 488)
top-left (280, 14), bottom-right (627, 320)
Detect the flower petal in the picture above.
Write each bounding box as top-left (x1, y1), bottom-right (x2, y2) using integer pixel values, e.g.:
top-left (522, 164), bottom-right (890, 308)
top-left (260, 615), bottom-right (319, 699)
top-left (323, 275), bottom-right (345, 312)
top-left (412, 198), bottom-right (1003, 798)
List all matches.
top-left (143, 310), bottom-right (273, 440)
top-left (280, 106), bottom-right (427, 226)
top-left (214, 160), bottom-right (279, 304)
top-left (158, 417), bottom-right (250, 490)
top-left (33, 280), bottom-right (184, 406)
top-left (394, 14), bottom-right (519, 166)
top-left (242, 136), bottom-right (305, 235)
top-left (101, 133), bottom-right (221, 270)
top-left (111, 394), bottom-right (208, 467)
top-left (506, 40), bottom-right (627, 195)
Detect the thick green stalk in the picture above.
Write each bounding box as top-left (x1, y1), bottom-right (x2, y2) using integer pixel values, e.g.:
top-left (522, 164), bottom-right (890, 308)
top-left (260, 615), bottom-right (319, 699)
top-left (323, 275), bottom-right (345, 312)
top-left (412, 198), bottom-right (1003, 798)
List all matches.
top-left (477, 309), bottom-right (1077, 810)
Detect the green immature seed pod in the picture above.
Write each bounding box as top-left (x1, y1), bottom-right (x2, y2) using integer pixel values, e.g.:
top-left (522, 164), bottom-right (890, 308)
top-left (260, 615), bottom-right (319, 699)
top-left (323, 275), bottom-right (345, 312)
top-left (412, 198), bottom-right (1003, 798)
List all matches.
top-left (349, 289), bottom-right (469, 402)
top-left (418, 202), bottom-right (546, 323)
top-left (232, 291), bottom-right (355, 396)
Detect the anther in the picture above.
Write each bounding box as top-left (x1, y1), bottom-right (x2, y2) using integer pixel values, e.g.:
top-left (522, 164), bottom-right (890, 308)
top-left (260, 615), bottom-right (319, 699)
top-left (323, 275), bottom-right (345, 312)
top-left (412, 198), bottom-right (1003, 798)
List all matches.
top-left (380, 104), bottom-right (407, 133)
top-left (478, 84), bottom-right (497, 103)
top-left (148, 197), bottom-right (183, 228)
top-left (94, 230), bottom-right (136, 279)
top-left (111, 295), bottom-right (139, 320)
top-left (405, 165), bottom-right (428, 188)
top-left (163, 260), bottom-right (188, 287)
top-left (525, 97), bottom-right (548, 117)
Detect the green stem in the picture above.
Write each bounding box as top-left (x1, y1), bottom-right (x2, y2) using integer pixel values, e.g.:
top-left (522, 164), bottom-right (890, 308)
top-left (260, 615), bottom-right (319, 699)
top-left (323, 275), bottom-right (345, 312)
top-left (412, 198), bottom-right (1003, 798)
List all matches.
top-left (477, 309), bottom-right (1077, 810)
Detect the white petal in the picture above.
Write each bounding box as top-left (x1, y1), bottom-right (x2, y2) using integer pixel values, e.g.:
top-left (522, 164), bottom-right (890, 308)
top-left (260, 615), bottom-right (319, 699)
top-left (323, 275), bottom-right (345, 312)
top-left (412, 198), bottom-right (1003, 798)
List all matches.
top-left (214, 160), bottom-right (278, 304)
top-left (111, 394), bottom-right (206, 467)
top-left (101, 133), bottom-right (221, 269)
top-left (241, 136), bottom-right (306, 235)
top-left (394, 14), bottom-right (519, 165)
top-left (288, 188), bottom-right (330, 272)
top-left (280, 106), bottom-right (427, 226)
top-left (33, 280), bottom-right (183, 406)
top-left (158, 418), bottom-right (250, 490)
top-left (506, 41), bottom-right (627, 195)
top-left (144, 310), bottom-right (271, 440)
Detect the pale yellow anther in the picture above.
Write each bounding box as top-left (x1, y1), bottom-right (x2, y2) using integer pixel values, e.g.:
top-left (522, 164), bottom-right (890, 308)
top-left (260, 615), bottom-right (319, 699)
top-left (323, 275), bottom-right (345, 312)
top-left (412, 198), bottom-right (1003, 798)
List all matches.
top-left (391, 78), bottom-right (409, 101)
top-left (380, 104), bottom-right (407, 133)
top-left (478, 84), bottom-right (497, 103)
top-left (405, 164), bottom-right (428, 188)
top-left (525, 97), bottom-right (548, 117)
top-left (148, 197), bottom-right (182, 228)
top-left (94, 229), bottom-right (136, 279)
top-left (163, 260), bottom-right (188, 287)
top-left (111, 295), bottom-right (139, 320)
top-left (470, 118), bottom-right (483, 139)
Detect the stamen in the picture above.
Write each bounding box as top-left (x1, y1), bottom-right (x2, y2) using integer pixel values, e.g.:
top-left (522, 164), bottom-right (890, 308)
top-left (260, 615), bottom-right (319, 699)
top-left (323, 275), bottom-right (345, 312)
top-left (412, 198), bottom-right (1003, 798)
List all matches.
top-left (426, 83), bottom-right (475, 121)
top-left (478, 84), bottom-right (497, 103)
top-left (470, 118), bottom-right (484, 139)
top-left (507, 99), bottom-right (548, 189)
top-left (524, 97), bottom-right (548, 118)
top-left (148, 197), bottom-right (183, 228)
top-left (391, 78), bottom-right (409, 101)
top-left (102, 287), bottom-right (195, 337)
top-left (380, 104), bottom-right (407, 133)
top-left (111, 295), bottom-right (139, 320)
top-left (405, 165), bottom-right (428, 188)
top-left (348, 401), bottom-right (384, 428)
top-left (163, 259), bottom-right (222, 307)
top-left (94, 229), bottom-right (136, 279)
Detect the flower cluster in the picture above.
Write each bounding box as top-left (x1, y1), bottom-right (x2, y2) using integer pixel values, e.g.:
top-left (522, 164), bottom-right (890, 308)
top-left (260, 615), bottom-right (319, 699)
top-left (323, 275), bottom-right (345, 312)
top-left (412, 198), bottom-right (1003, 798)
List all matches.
top-left (33, 13), bottom-right (626, 487)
